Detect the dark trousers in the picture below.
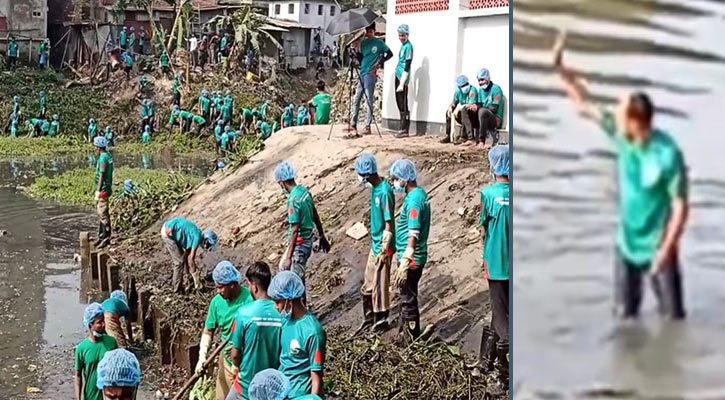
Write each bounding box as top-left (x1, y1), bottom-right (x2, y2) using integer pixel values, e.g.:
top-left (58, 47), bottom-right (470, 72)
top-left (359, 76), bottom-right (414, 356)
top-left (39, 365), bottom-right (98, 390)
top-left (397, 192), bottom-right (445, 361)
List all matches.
top-left (477, 107), bottom-right (500, 145)
top-left (400, 265), bottom-right (424, 322)
top-left (182, 118), bottom-right (191, 133)
top-left (488, 279), bottom-right (509, 342)
top-left (395, 77), bottom-right (410, 133)
top-left (446, 108), bottom-right (477, 141)
top-left (8, 56), bottom-right (16, 70)
top-left (173, 92), bottom-right (181, 106)
top-left (614, 249), bottom-right (685, 319)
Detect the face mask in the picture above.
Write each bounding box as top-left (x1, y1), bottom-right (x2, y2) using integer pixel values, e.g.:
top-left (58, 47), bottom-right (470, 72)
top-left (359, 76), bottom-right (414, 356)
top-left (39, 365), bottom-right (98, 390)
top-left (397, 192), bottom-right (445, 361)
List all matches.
top-left (357, 175), bottom-right (366, 185)
top-left (460, 84), bottom-right (470, 92)
top-left (394, 180), bottom-right (406, 193)
top-left (92, 330), bottom-right (103, 338)
top-left (281, 187), bottom-right (289, 195)
top-left (280, 300), bottom-right (292, 321)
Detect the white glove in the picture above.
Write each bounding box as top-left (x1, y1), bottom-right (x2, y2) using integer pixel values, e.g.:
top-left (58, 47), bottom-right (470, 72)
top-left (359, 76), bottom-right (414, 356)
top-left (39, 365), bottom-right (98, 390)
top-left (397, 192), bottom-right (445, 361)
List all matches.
top-left (393, 247), bottom-right (415, 288)
top-left (195, 332), bottom-right (212, 374)
top-left (94, 191), bottom-right (101, 201)
top-left (396, 72), bottom-right (408, 92)
top-left (377, 230), bottom-right (393, 265)
top-left (278, 255), bottom-right (291, 271)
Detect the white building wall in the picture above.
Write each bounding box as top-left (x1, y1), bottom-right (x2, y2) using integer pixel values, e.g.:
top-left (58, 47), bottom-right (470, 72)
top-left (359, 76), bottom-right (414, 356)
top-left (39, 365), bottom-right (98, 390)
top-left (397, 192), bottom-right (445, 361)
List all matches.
top-left (268, 1), bottom-right (302, 21)
top-left (382, 2), bottom-right (509, 133)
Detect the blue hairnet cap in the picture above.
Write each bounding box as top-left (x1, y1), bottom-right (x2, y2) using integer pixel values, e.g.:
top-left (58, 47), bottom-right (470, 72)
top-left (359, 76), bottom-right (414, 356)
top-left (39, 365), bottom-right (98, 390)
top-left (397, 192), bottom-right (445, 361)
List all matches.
top-left (224, 125), bottom-right (231, 132)
top-left (456, 75), bottom-right (469, 88)
top-left (94, 136), bottom-right (108, 148)
top-left (53, 114), bottom-right (59, 120)
top-left (144, 125), bottom-right (151, 131)
top-left (89, 118), bottom-right (95, 123)
top-left (83, 302), bottom-right (104, 328)
top-left (397, 24), bottom-right (410, 35)
top-left (355, 153), bottom-right (377, 175)
top-left (13, 95), bottom-right (19, 102)
top-left (110, 290), bottom-right (128, 304)
top-left (217, 161), bottom-right (226, 169)
top-left (248, 369), bottom-right (291, 400)
top-left (203, 229), bottom-right (218, 251)
top-left (389, 159), bottom-right (417, 182)
top-left (213, 261), bottom-right (241, 285)
top-left (96, 349), bottom-right (141, 389)
top-left (477, 68), bottom-right (490, 81)
top-left (39, 90), bottom-right (45, 96)
top-left (488, 145), bottom-right (510, 176)
top-left (217, 120), bottom-right (224, 125)
top-left (274, 161), bottom-right (296, 182)
top-left (268, 271), bottom-right (305, 300)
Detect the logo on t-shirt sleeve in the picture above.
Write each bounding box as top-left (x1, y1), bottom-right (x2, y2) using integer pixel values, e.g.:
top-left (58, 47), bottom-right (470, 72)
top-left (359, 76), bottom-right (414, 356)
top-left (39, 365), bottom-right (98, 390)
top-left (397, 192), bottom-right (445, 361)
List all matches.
top-left (314, 349), bottom-right (323, 364)
top-left (409, 208), bottom-right (418, 220)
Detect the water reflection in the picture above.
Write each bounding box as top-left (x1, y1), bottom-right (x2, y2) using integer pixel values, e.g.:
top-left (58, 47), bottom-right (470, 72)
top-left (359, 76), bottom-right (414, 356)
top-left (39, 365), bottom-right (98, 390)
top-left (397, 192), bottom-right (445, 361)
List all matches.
top-left (514, 0), bottom-right (725, 398)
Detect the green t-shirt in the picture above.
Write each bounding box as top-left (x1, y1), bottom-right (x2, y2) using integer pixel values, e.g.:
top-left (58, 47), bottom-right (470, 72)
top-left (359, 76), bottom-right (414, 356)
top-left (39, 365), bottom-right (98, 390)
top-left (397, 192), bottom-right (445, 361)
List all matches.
top-left (119, 31), bottom-right (127, 46)
top-left (395, 41), bottom-right (413, 82)
top-left (178, 110), bottom-right (193, 120)
top-left (141, 105), bottom-right (150, 118)
top-left (258, 122), bottom-right (272, 140)
top-left (478, 83), bottom-right (504, 127)
top-left (242, 108), bottom-right (253, 119)
top-left (222, 103), bottom-right (233, 121)
top-left (74, 335), bottom-right (118, 400)
top-left (395, 187), bottom-right (431, 267)
top-left (287, 185), bottom-right (316, 243)
top-left (40, 120), bottom-right (50, 133)
top-left (172, 79), bottom-right (180, 94)
top-left (88, 123), bottom-right (98, 137)
top-left (192, 115), bottom-right (205, 125)
top-left (221, 133), bottom-right (229, 150)
top-left (200, 96), bottom-right (211, 113)
top-left (204, 290), bottom-right (253, 365)
top-left (230, 299), bottom-right (283, 398)
top-left (142, 131), bottom-right (151, 143)
top-left (49, 120), bottom-right (59, 136)
top-left (8, 41), bottom-right (18, 57)
top-left (311, 93), bottom-right (331, 125)
top-left (214, 125), bottom-right (223, 141)
top-left (600, 110), bottom-right (687, 266)
top-left (369, 181), bottom-right (396, 256)
top-left (282, 110), bottom-right (294, 127)
top-left (279, 312), bottom-right (326, 399)
top-left (128, 32), bottom-right (135, 46)
top-left (160, 53), bottom-right (169, 67)
top-left (39, 96), bottom-right (46, 110)
top-left (452, 85), bottom-right (477, 106)
top-left (359, 38), bottom-right (388, 76)
top-left (163, 217), bottom-right (202, 250)
top-left (479, 182), bottom-right (509, 280)
top-left (94, 152), bottom-right (113, 198)
top-left (102, 297), bottom-right (131, 318)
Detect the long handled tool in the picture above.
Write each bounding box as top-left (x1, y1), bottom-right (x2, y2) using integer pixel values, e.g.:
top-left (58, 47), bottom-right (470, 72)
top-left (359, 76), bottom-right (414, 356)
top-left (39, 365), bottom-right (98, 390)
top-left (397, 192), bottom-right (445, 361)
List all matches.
top-left (171, 338), bottom-right (230, 400)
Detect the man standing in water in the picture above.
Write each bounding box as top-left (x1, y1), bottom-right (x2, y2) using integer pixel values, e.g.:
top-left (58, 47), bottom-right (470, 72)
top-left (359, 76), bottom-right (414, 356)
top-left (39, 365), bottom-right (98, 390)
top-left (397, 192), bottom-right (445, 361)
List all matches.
top-left (94, 137), bottom-right (113, 249)
top-left (478, 145), bottom-right (510, 392)
top-left (196, 261), bottom-right (253, 400)
top-left (354, 154), bottom-right (395, 333)
top-left (555, 32), bottom-right (689, 319)
top-left (75, 303), bottom-right (118, 400)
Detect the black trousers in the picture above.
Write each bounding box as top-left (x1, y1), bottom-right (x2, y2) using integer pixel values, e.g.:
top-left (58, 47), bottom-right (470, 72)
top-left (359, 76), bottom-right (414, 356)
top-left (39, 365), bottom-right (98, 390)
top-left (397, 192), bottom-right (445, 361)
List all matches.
top-left (452, 108), bottom-right (478, 141)
top-left (400, 265), bottom-right (424, 322)
top-left (488, 279), bottom-right (509, 342)
top-left (182, 118), bottom-right (192, 133)
top-left (395, 77), bottom-right (410, 133)
top-left (614, 249), bottom-right (685, 319)
top-left (8, 56), bottom-right (16, 70)
top-left (477, 107), bottom-right (499, 145)
top-left (173, 92), bottom-right (181, 106)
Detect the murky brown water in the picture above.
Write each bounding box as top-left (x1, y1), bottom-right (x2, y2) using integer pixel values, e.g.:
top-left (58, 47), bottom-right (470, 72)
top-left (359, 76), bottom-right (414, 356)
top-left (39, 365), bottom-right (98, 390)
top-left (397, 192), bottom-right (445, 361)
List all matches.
top-left (513, 0), bottom-right (725, 398)
top-left (0, 153), bottom-right (212, 399)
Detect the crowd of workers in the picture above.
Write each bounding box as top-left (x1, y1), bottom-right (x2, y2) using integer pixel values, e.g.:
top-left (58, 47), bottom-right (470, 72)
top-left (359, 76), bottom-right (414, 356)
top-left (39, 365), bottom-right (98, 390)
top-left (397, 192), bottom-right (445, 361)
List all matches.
top-left (2, 91), bottom-right (61, 137)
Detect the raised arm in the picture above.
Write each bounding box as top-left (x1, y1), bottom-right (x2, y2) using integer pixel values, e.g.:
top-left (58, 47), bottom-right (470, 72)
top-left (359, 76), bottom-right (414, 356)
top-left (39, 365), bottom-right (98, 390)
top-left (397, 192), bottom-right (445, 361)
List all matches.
top-left (553, 31), bottom-right (601, 121)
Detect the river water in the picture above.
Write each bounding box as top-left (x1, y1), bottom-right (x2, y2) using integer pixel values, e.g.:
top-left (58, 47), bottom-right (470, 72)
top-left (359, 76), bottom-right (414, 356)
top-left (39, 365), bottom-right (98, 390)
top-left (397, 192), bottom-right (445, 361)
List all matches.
top-left (513, 0), bottom-right (725, 398)
top-left (0, 153), bottom-right (211, 399)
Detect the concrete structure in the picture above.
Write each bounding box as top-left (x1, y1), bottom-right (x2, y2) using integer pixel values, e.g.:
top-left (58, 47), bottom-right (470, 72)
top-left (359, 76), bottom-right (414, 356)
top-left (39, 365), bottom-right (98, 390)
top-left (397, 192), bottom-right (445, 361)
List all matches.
top-left (267, 0), bottom-right (338, 56)
top-left (0, 0), bottom-right (48, 58)
top-left (381, 0), bottom-right (509, 136)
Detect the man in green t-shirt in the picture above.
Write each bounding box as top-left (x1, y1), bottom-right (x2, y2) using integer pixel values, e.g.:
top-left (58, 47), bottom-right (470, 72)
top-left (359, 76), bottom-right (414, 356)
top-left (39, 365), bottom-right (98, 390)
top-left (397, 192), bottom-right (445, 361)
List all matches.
top-left (478, 145), bottom-right (510, 390)
top-left (239, 108), bottom-right (254, 134)
top-left (348, 23), bottom-right (392, 136)
top-left (228, 262), bottom-right (283, 400)
top-left (102, 290), bottom-right (133, 348)
top-left (160, 50), bottom-right (170, 75)
top-left (466, 68), bottom-right (504, 148)
top-left (196, 261), bottom-right (253, 400)
top-left (393, 24), bottom-right (414, 138)
top-left (308, 81), bottom-right (331, 125)
top-left (442, 75), bottom-right (478, 144)
top-left (269, 271), bottom-right (326, 398)
top-left (160, 216), bottom-right (218, 293)
top-left (95, 348), bottom-right (141, 400)
top-left (7, 36), bottom-right (18, 70)
top-left (49, 114), bottom-right (60, 137)
top-left (199, 89), bottom-right (211, 122)
top-left (274, 161), bottom-right (331, 285)
top-left (389, 159), bottom-right (431, 341)
top-left (248, 369), bottom-right (323, 400)
top-left (555, 32), bottom-right (688, 319)
top-left (172, 74), bottom-right (182, 106)
top-left (280, 104), bottom-right (294, 129)
top-left (354, 154), bottom-right (395, 333)
top-left (75, 303), bottom-right (118, 400)
top-left (93, 137), bottom-right (114, 249)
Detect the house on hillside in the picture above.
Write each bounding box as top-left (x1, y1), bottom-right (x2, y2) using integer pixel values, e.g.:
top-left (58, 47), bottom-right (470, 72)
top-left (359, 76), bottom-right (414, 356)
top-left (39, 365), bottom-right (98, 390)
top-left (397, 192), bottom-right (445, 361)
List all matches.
top-left (381, 0), bottom-right (509, 136)
top-left (267, 0), bottom-right (339, 58)
top-left (0, 0), bottom-right (48, 58)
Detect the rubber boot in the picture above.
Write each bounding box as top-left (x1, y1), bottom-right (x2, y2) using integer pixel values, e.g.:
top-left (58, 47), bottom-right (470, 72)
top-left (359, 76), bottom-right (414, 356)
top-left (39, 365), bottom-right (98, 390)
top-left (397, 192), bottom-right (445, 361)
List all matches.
top-left (356, 295), bottom-right (374, 332)
top-left (372, 310), bottom-right (390, 333)
top-left (97, 224), bottom-right (111, 249)
top-left (395, 114), bottom-right (409, 138)
top-left (487, 341), bottom-right (509, 396)
top-left (402, 317), bottom-right (421, 343)
top-left (93, 222), bottom-right (104, 247)
top-left (479, 326), bottom-right (498, 372)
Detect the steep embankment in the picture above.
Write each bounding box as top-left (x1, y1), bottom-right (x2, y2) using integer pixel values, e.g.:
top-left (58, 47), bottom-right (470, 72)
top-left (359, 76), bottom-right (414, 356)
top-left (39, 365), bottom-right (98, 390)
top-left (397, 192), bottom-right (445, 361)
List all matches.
top-left (121, 125), bottom-right (492, 354)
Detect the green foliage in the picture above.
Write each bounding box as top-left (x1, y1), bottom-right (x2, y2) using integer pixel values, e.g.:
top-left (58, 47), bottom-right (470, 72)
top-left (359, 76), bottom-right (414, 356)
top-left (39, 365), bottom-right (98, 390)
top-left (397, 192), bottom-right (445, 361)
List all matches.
top-left (189, 377), bottom-right (215, 400)
top-left (0, 136), bottom-right (89, 157)
top-left (26, 166), bottom-right (202, 234)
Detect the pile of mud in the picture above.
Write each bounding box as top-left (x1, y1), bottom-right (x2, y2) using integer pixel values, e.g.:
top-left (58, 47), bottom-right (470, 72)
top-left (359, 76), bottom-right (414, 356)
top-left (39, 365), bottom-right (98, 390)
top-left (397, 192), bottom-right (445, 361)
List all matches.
top-left (111, 125), bottom-right (494, 395)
